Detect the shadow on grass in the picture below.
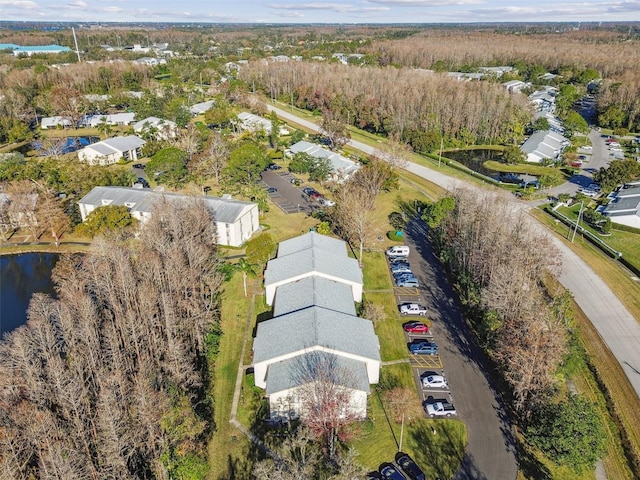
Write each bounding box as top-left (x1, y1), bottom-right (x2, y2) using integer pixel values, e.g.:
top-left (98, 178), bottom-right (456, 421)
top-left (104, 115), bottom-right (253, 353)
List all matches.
top-left (409, 420), bottom-right (465, 480)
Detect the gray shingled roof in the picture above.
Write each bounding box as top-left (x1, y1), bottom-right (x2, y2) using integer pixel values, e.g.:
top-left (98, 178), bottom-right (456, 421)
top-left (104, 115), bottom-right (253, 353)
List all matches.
top-left (603, 185), bottom-right (640, 217)
top-left (265, 352), bottom-right (370, 395)
top-left (78, 186), bottom-right (255, 223)
top-left (288, 141), bottom-right (360, 175)
top-left (272, 276), bottom-right (357, 317)
top-left (277, 231), bottom-right (348, 257)
top-left (253, 306), bottom-right (380, 364)
top-left (264, 247), bottom-right (362, 287)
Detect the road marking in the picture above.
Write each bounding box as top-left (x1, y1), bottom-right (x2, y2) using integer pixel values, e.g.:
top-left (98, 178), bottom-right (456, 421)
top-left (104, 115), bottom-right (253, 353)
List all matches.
top-left (410, 355), bottom-right (442, 369)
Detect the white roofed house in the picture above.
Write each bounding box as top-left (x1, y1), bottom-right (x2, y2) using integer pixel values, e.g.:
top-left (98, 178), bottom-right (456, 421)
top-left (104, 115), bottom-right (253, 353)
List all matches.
top-left (287, 141), bottom-right (360, 182)
top-left (253, 231), bottom-right (380, 421)
top-left (520, 130), bottom-right (570, 164)
top-left (40, 116), bottom-right (72, 129)
top-left (236, 112), bottom-right (289, 135)
top-left (190, 100), bottom-right (215, 115)
top-left (77, 135), bottom-right (146, 166)
top-left (77, 187), bottom-right (259, 247)
top-left (81, 113), bottom-right (136, 128)
top-left (133, 117), bottom-right (178, 140)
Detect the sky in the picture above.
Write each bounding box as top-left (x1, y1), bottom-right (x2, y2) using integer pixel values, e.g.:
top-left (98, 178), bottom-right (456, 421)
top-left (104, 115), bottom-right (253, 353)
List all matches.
top-left (1, 0), bottom-right (640, 24)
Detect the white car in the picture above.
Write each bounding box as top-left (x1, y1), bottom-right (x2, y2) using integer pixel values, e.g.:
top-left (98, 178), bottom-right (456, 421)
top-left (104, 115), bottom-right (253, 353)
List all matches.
top-left (399, 303), bottom-right (428, 316)
top-left (421, 374), bottom-right (448, 389)
top-left (580, 189), bottom-right (597, 198)
top-left (581, 145), bottom-right (593, 151)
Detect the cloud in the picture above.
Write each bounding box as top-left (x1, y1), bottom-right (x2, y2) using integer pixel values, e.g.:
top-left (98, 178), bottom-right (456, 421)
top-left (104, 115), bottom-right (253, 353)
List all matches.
top-left (2, 0), bottom-right (38, 9)
top-left (269, 2), bottom-right (388, 13)
top-left (366, 0), bottom-right (483, 5)
top-left (67, 0), bottom-right (87, 7)
top-left (465, 1), bottom-right (640, 19)
top-left (280, 11), bottom-right (306, 17)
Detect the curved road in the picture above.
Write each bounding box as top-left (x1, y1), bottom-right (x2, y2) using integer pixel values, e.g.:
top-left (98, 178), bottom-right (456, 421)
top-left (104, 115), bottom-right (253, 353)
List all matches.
top-left (270, 104), bottom-right (640, 474)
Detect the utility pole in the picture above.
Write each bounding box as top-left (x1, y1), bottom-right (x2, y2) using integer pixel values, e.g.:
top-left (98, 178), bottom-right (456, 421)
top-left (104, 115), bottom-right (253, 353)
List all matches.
top-left (72, 27), bottom-right (81, 62)
top-left (571, 201), bottom-right (584, 242)
top-left (438, 135), bottom-right (444, 168)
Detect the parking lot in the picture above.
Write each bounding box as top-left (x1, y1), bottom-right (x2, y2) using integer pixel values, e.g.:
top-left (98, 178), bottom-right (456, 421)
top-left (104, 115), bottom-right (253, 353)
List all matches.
top-left (261, 169), bottom-right (318, 214)
top-left (385, 248), bottom-right (454, 409)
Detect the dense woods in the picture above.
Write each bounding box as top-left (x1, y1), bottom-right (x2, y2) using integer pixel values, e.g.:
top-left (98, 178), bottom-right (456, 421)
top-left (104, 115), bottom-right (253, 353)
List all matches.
top-left (239, 61), bottom-right (531, 148)
top-left (0, 197), bottom-right (222, 479)
top-left (425, 189), bottom-right (566, 409)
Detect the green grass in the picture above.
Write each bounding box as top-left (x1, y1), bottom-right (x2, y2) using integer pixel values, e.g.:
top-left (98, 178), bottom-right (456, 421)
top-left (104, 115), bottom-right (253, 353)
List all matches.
top-left (362, 251), bottom-right (393, 290)
top-left (353, 364), bottom-right (466, 477)
top-left (483, 160), bottom-right (569, 177)
top-left (366, 292), bottom-right (409, 361)
top-left (207, 274), bottom-right (257, 479)
top-left (557, 204), bottom-right (640, 273)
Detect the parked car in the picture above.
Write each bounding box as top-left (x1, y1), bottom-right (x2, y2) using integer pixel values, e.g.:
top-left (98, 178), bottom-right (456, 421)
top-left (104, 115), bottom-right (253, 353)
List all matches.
top-left (403, 321), bottom-right (429, 334)
top-left (392, 266), bottom-right (413, 276)
top-left (396, 278), bottom-right (419, 288)
top-left (421, 373), bottom-right (448, 389)
top-left (366, 473), bottom-right (384, 480)
top-left (399, 303), bottom-right (428, 316)
top-left (395, 452), bottom-right (426, 480)
top-left (580, 189), bottom-right (597, 198)
top-left (318, 198), bottom-right (335, 207)
top-left (267, 163), bottom-right (282, 170)
top-left (386, 246), bottom-right (410, 257)
top-left (379, 462), bottom-right (408, 480)
top-left (394, 274), bottom-right (418, 285)
top-left (310, 192), bottom-right (323, 201)
top-left (389, 257), bottom-right (411, 266)
top-left (424, 400), bottom-right (457, 418)
top-left (581, 145), bottom-right (592, 151)
top-left (588, 183), bottom-right (601, 191)
top-left (133, 163), bottom-right (145, 169)
top-left (135, 177), bottom-right (149, 188)
top-left (302, 187), bottom-right (316, 196)
top-left (267, 187), bottom-right (277, 194)
top-left (290, 177), bottom-right (302, 186)
top-left (409, 341), bottom-right (438, 355)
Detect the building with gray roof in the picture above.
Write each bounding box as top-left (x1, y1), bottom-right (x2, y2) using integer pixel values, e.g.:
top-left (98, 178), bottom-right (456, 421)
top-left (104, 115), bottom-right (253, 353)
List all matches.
top-left (601, 184), bottom-right (640, 229)
top-left (253, 232), bottom-right (379, 421)
top-left (272, 276), bottom-right (357, 317)
top-left (78, 186), bottom-right (259, 246)
top-left (77, 136), bottom-right (145, 166)
top-left (133, 116), bottom-right (178, 140)
top-left (287, 141), bottom-right (360, 181)
top-left (190, 100), bottom-right (215, 115)
top-left (520, 130), bottom-right (569, 163)
top-left (266, 353), bottom-right (370, 421)
top-left (264, 242), bottom-right (362, 305)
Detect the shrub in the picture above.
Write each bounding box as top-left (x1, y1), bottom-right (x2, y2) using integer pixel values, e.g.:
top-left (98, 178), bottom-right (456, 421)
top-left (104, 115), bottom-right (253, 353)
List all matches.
top-left (387, 230), bottom-right (404, 242)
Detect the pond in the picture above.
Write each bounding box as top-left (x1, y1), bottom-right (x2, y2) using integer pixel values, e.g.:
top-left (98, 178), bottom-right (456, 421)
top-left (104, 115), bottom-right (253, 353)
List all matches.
top-left (15, 136), bottom-right (99, 156)
top-left (443, 148), bottom-right (537, 185)
top-left (0, 253), bottom-right (59, 337)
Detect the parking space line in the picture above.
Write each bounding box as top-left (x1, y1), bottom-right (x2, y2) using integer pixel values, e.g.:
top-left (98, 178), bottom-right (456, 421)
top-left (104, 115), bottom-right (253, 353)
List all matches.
top-left (409, 355), bottom-right (442, 369)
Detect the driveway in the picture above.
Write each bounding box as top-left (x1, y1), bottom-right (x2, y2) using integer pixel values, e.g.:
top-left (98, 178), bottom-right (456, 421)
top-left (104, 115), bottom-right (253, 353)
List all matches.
top-left (261, 170), bottom-right (315, 214)
top-left (405, 219), bottom-right (518, 480)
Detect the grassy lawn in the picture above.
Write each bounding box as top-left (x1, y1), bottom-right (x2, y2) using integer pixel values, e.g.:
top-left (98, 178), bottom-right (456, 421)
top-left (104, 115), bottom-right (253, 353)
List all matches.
top-left (207, 274), bottom-right (257, 479)
top-left (483, 160), bottom-right (568, 177)
top-left (353, 364), bottom-right (466, 477)
top-left (556, 204), bottom-right (640, 273)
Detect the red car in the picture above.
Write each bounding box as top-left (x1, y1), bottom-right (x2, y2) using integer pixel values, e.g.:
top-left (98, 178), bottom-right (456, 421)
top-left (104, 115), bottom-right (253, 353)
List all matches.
top-left (403, 321), bottom-right (429, 334)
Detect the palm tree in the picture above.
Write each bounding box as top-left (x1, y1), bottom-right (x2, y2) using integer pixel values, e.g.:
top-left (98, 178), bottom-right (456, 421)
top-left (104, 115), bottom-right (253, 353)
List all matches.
top-left (235, 258), bottom-right (257, 297)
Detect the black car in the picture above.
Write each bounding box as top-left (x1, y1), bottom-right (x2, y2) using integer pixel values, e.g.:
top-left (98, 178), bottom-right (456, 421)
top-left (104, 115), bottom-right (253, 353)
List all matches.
top-left (379, 462), bottom-right (407, 480)
top-left (395, 452), bottom-right (425, 480)
top-left (267, 187), bottom-right (277, 194)
top-left (133, 163), bottom-right (145, 169)
top-left (267, 163), bottom-right (282, 170)
top-left (366, 473), bottom-right (384, 480)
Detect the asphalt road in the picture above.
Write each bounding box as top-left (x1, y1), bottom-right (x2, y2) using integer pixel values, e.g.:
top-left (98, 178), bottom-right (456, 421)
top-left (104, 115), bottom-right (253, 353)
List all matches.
top-left (405, 219), bottom-right (518, 480)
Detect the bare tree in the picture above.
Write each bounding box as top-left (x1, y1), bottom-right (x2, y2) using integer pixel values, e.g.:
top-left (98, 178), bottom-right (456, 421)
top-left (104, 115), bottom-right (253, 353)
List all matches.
top-left (371, 133), bottom-right (411, 170)
top-left (173, 124), bottom-right (202, 161)
top-left (35, 193), bottom-right (70, 245)
top-left (320, 108), bottom-right (351, 150)
top-left (189, 131), bottom-right (229, 185)
top-left (381, 387), bottom-right (424, 424)
top-left (290, 352), bottom-right (363, 460)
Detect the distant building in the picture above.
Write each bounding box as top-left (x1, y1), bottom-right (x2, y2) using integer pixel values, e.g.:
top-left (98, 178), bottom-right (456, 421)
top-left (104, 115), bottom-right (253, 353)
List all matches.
top-left (287, 141), bottom-right (360, 181)
top-left (77, 186), bottom-right (259, 246)
top-left (81, 113), bottom-right (135, 128)
top-left (520, 130), bottom-right (569, 163)
top-left (77, 135), bottom-right (145, 165)
top-left (237, 112), bottom-right (289, 135)
top-left (479, 66), bottom-right (514, 77)
top-left (600, 184), bottom-right (640, 229)
top-left (40, 116), bottom-right (72, 129)
top-left (190, 100), bottom-right (215, 115)
top-left (503, 80), bottom-right (528, 93)
top-left (133, 116), bottom-right (178, 140)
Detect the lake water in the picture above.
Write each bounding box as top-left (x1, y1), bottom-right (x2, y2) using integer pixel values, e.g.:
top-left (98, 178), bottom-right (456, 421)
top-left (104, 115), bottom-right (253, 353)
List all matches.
top-left (16, 136), bottom-right (99, 155)
top-left (0, 253), bottom-right (59, 337)
top-left (443, 149), bottom-right (504, 177)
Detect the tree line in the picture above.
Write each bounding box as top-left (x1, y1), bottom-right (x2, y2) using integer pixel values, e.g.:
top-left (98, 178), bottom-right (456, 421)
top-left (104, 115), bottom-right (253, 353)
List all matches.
top-left (0, 197), bottom-right (223, 479)
top-left (424, 189), bottom-right (606, 471)
top-left (239, 61), bottom-right (531, 149)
